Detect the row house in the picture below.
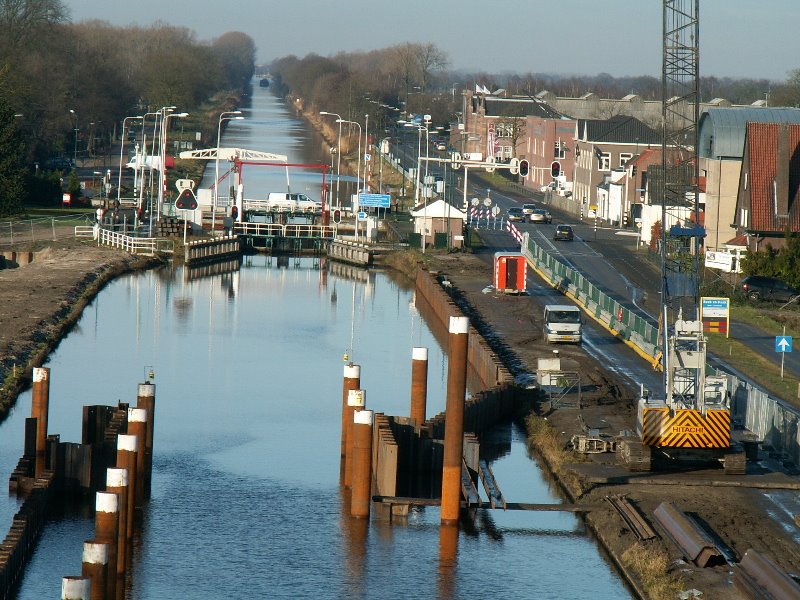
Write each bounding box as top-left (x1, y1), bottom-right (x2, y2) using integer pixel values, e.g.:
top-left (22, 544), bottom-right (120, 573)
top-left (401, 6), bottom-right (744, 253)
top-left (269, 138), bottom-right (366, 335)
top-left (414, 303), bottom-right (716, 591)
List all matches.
top-left (732, 122), bottom-right (800, 252)
top-left (573, 115), bottom-right (660, 212)
top-left (699, 107), bottom-right (800, 249)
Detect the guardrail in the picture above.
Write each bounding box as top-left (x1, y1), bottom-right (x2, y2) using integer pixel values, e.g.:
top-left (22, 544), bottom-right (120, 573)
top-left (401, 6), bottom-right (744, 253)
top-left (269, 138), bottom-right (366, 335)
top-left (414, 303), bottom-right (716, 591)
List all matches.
top-left (522, 232), bottom-right (660, 362)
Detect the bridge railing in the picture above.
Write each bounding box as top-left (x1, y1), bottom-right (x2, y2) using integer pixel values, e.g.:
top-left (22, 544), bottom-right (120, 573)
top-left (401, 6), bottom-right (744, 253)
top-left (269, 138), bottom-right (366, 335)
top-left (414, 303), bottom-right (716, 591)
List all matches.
top-left (95, 228), bottom-right (173, 255)
top-left (233, 222), bottom-right (336, 239)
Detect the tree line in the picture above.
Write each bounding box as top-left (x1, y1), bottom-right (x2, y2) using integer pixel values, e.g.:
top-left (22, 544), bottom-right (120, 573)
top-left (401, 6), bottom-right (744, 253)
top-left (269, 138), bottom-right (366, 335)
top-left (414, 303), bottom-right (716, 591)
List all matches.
top-left (0, 0), bottom-right (256, 216)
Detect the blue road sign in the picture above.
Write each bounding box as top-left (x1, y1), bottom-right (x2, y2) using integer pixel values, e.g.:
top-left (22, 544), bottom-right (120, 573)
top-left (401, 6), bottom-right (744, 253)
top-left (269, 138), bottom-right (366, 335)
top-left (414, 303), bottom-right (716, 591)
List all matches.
top-left (357, 211), bottom-right (368, 221)
top-left (358, 193), bottom-right (391, 208)
top-left (775, 335), bottom-right (793, 353)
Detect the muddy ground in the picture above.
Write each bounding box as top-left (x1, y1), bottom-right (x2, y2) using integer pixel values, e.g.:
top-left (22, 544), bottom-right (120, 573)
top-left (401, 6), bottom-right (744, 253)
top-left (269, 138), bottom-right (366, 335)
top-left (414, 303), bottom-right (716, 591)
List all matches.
top-left (0, 240), bottom-right (160, 413)
top-left (429, 250), bottom-right (800, 599)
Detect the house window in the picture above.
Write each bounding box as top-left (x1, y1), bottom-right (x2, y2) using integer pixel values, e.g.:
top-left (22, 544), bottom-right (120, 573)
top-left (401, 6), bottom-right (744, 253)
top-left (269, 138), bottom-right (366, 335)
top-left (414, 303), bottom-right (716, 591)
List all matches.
top-left (554, 141), bottom-right (567, 159)
top-left (619, 153), bottom-right (633, 167)
top-left (502, 145), bottom-right (513, 159)
top-left (599, 152), bottom-right (611, 171)
top-left (740, 208), bottom-right (749, 228)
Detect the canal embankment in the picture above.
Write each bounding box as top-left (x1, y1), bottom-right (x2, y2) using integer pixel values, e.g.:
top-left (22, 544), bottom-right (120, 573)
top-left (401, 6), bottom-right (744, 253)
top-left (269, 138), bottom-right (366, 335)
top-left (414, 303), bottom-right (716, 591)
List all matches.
top-left (0, 242), bottom-right (164, 417)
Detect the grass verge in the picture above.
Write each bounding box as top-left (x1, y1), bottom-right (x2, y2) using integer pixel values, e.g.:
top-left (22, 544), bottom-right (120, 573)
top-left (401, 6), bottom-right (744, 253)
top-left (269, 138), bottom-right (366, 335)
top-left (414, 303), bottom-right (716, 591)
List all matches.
top-left (524, 413), bottom-right (585, 498)
top-left (621, 543), bottom-right (684, 600)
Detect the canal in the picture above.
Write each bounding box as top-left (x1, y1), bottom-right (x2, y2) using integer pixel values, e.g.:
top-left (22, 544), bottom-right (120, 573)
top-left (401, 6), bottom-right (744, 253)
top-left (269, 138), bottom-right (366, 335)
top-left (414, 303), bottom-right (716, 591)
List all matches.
top-left (1, 84), bottom-right (632, 599)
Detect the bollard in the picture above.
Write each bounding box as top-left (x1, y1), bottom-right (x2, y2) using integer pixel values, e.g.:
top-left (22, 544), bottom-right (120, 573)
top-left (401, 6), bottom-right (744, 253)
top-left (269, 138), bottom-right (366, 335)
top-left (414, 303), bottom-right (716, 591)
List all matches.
top-left (410, 347), bottom-right (429, 425)
top-left (340, 364), bottom-right (361, 482)
top-left (94, 492), bottom-right (119, 600)
top-left (344, 389), bottom-right (366, 488)
top-left (116, 434), bottom-right (138, 543)
top-left (440, 316), bottom-right (469, 526)
top-left (81, 540), bottom-right (108, 600)
top-left (106, 468), bottom-right (129, 580)
top-left (127, 408), bottom-right (148, 507)
top-left (136, 382), bottom-right (156, 499)
top-left (350, 410), bottom-right (374, 519)
top-left (31, 367), bottom-right (50, 477)
top-left (61, 576), bottom-right (91, 600)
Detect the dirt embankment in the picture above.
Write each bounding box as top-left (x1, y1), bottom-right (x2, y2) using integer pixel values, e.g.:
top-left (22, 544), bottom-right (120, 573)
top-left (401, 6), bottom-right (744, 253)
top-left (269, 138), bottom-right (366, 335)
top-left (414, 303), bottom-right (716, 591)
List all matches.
top-left (424, 250), bottom-right (800, 600)
top-left (0, 240), bottom-right (163, 416)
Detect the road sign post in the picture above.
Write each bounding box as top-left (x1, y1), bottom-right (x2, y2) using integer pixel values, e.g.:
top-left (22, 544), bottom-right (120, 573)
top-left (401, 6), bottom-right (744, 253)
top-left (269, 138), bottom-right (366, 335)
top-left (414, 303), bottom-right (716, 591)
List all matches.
top-left (775, 329), bottom-right (793, 379)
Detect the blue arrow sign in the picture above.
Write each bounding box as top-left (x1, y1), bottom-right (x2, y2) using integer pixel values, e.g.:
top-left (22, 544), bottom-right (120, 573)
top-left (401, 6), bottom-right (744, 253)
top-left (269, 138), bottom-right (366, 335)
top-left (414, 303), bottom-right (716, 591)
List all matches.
top-left (775, 335), bottom-right (793, 353)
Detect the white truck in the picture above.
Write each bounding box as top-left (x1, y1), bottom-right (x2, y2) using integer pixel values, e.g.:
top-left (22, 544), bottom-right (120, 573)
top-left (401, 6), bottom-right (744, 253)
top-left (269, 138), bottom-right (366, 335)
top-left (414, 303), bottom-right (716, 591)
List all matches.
top-left (543, 305), bottom-right (582, 344)
top-left (264, 193), bottom-right (322, 213)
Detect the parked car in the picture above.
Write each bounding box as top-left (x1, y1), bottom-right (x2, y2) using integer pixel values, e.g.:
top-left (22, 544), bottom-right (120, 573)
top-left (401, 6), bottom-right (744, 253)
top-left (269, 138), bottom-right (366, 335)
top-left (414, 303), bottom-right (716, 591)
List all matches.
top-left (507, 207), bottom-right (525, 222)
top-left (740, 275), bottom-right (799, 302)
top-left (553, 224), bottom-right (574, 241)
top-left (435, 141), bottom-right (447, 151)
top-left (530, 209), bottom-right (552, 224)
top-left (522, 203), bottom-right (536, 215)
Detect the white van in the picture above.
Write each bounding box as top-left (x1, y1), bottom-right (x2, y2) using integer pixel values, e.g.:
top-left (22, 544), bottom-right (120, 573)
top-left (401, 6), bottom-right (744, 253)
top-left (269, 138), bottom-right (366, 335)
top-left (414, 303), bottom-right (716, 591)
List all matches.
top-left (265, 193), bottom-right (322, 213)
top-left (543, 305), bottom-right (582, 344)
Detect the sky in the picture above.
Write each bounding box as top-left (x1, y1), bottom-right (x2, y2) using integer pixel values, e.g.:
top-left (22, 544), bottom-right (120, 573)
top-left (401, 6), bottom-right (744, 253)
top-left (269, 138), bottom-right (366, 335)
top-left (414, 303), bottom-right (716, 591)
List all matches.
top-left (64, 0), bottom-right (800, 82)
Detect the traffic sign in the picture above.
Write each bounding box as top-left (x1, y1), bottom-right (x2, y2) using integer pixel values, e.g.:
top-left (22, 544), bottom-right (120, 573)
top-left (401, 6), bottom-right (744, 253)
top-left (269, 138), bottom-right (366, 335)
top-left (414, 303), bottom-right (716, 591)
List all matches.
top-left (776, 336), bottom-right (793, 353)
top-left (357, 211), bottom-right (368, 221)
top-left (358, 193), bottom-right (390, 208)
top-left (175, 188), bottom-right (198, 210)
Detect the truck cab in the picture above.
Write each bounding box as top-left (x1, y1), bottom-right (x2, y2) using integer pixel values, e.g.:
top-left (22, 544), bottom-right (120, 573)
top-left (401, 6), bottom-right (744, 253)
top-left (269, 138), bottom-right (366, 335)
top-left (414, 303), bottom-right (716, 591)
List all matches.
top-left (543, 305), bottom-right (582, 344)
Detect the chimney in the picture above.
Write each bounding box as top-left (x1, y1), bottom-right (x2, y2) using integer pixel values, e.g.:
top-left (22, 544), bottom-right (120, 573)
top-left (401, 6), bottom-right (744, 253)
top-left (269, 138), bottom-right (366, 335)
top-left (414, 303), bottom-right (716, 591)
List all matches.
top-left (775, 124), bottom-right (790, 218)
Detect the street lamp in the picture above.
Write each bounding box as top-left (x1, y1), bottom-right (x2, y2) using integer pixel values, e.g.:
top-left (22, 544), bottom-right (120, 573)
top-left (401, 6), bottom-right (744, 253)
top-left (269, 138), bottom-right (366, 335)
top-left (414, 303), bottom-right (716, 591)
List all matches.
top-left (117, 115), bottom-right (143, 206)
top-left (320, 111), bottom-right (342, 208)
top-left (156, 110), bottom-right (188, 225)
top-left (406, 117), bottom-right (431, 252)
top-left (213, 111), bottom-right (243, 235)
top-left (336, 118), bottom-right (362, 204)
top-left (69, 109), bottom-right (78, 165)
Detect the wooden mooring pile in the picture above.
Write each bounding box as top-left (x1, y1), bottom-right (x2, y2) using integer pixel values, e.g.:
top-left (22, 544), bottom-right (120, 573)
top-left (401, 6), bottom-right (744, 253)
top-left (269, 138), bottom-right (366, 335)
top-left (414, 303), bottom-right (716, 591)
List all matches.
top-left (1, 367), bottom-right (158, 599)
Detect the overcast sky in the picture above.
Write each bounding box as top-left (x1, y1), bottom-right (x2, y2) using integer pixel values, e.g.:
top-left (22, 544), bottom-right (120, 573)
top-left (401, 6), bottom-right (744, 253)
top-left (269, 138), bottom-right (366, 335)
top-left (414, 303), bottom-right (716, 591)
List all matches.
top-left (64, 0), bottom-right (799, 82)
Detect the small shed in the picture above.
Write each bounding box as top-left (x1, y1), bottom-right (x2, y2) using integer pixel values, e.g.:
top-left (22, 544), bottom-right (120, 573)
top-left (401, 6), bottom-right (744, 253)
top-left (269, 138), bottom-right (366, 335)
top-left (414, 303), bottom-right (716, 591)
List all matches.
top-left (411, 199), bottom-right (466, 249)
top-left (494, 252), bottom-right (527, 293)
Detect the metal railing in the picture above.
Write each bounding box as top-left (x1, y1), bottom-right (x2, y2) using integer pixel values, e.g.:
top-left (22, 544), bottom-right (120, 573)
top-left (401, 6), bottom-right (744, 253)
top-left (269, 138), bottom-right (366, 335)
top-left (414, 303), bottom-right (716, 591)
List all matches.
top-left (233, 222), bottom-right (336, 239)
top-left (1, 214), bottom-right (94, 246)
top-left (95, 228), bottom-right (173, 255)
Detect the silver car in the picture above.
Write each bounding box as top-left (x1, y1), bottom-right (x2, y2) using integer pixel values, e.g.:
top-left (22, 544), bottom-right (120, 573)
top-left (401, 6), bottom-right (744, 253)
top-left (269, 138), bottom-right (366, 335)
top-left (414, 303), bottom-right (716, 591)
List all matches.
top-left (530, 208), bottom-right (552, 224)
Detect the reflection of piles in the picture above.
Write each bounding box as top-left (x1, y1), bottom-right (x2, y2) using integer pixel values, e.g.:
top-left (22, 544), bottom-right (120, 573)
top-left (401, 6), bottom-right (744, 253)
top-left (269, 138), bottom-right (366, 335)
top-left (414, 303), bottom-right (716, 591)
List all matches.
top-left (326, 261), bottom-right (374, 285)
top-left (185, 258), bottom-right (241, 281)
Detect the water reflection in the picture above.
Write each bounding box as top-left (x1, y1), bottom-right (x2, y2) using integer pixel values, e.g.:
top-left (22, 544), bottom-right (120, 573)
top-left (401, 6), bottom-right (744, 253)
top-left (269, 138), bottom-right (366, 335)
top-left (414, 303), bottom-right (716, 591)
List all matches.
top-left (2, 83), bottom-right (633, 599)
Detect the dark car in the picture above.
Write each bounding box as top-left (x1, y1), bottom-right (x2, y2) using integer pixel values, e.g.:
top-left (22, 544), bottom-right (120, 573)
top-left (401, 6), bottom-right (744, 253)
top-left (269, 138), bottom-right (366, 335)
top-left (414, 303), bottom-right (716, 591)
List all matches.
top-left (553, 224), bottom-right (574, 241)
top-left (44, 157), bottom-right (73, 171)
top-left (740, 275), bottom-right (799, 302)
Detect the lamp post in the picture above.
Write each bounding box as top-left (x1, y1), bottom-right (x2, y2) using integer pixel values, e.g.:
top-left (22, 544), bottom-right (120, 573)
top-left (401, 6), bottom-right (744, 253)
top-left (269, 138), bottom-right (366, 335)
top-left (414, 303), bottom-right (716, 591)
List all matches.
top-left (69, 109), bottom-right (78, 165)
top-left (364, 113), bottom-right (369, 194)
top-left (156, 110), bottom-right (188, 226)
top-left (406, 119), bottom-right (431, 252)
top-left (320, 111), bottom-right (342, 209)
top-left (336, 118), bottom-right (362, 205)
top-left (117, 115), bottom-right (143, 206)
top-left (213, 111), bottom-right (243, 236)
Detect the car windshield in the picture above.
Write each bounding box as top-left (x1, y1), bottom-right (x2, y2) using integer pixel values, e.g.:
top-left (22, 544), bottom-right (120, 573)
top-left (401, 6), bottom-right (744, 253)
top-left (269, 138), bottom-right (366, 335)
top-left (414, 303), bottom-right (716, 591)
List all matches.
top-left (509, 208), bottom-right (522, 214)
top-left (558, 226), bottom-right (571, 232)
top-left (547, 311), bottom-right (581, 323)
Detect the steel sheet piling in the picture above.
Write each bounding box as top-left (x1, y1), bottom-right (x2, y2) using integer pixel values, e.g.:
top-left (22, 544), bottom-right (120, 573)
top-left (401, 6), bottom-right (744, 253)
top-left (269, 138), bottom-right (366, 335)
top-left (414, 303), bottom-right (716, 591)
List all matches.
top-left (31, 367), bottom-right (50, 477)
top-left (350, 410), bottom-right (374, 518)
top-left (345, 389), bottom-right (366, 488)
top-left (116, 434), bottom-right (138, 544)
top-left (61, 576), bottom-right (91, 600)
top-left (106, 468), bottom-right (129, 583)
top-left (127, 409), bottom-right (147, 507)
top-left (135, 382), bottom-right (156, 499)
top-left (94, 492), bottom-right (119, 599)
top-left (441, 316), bottom-right (469, 526)
top-left (410, 347), bottom-right (429, 424)
top-left (80, 540), bottom-right (108, 600)
top-left (340, 364), bottom-right (361, 482)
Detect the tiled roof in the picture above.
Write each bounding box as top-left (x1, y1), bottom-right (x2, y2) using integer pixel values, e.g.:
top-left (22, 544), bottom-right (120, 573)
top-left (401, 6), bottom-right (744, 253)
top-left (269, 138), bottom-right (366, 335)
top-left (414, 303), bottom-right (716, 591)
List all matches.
top-left (744, 122), bottom-right (800, 233)
top-left (578, 115), bottom-right (660, 145)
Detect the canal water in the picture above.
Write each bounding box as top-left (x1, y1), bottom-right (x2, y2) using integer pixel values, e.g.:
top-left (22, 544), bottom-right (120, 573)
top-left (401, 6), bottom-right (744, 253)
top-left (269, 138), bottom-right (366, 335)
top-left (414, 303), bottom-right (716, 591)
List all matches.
top-left (0, 84), bottom-right (633, 599)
